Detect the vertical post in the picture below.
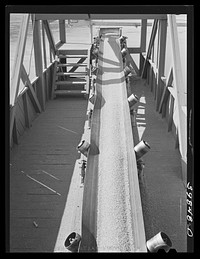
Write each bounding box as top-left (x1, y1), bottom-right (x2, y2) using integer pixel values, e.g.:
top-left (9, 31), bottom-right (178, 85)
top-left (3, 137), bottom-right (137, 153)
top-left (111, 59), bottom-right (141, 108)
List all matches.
top-left (41, 22), bottom-right (47, 69)
top-left (33, 17), bottom-right (45, 111)
top-left (59, 19), bottom-right (66, 43)
top-left (90, 20), bottom-right (93, 44)
top-left (10, 14), bottom-right (30, 147)
top-left (168, 14), bottom-right (187, 171)
top-left (22, 90), bottom-right (30, 128)
top-left (139, 19), bottom-right (147, 76)
top-left (156, 18), bottom-right (167, 111)
top-left (140, 19), bottom-right (147, 52)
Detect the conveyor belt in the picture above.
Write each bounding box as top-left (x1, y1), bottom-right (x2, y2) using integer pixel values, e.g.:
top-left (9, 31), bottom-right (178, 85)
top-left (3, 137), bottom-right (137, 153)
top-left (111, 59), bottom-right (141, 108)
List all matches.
top-left (79, 33), bottom-right (147, 252)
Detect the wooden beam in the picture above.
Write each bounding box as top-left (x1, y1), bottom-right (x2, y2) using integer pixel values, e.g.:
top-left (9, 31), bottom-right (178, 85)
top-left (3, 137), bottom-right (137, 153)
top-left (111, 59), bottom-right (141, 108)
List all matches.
top-left (68, 57), bottom-right (87, 73)
top-left (168, 14), bottom-right (187, 162)
top-left (140, 19), bottom-right (147, 52)
top-left (90, 14), bottom-right (167, 20)
top-left (13, 117), bottom-right (19, 145)
top-left (35, 13), bottom-right (89, 20)
top-left (127, 47), bottom-right (141, 54)
top-left (51, 60), bottom-right (58, 99)
top-left (89, 19), bottom-right (93, 44)
top-left (20, 64), bottom-right (42, 113)
top-left (59, 20), bottom-right (66, 43)
top-left (10, 14), bottom-right (30, 147)
top-left (42, 20), bottom-right (57, 56)
top-left (33, 19), bottom-right (46, 111)
top-left (35, 13), bottom-right (167, 21)
top-left (158, 68), bottom-right (173, 113)
top-left (126, 51), bottom-right (139, 75)
top-left (41, 22), bottom-right (47, 69)
top-left (22, 90), bottom-right (30, 128)
top-left (141, 19), bottom-right (158, 78)
top-left (155, 19), bottom-right (167, 111)
top-left (167, 95), bottom-right (174, 132)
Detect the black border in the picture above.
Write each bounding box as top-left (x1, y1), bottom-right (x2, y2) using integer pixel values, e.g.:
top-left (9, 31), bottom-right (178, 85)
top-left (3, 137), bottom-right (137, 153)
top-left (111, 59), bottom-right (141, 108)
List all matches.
top-left (5, 4), bottom-right (194, 253)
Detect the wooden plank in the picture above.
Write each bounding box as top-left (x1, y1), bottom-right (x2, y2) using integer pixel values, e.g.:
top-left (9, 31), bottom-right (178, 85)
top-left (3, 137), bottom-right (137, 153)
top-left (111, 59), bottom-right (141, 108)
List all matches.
top-left (168, 86), bottom-right (176, 98)
top-left (10, 14), bottom-right (30, 147)
top-left (126, 51), bottom-right (139, 75)
top-left (35, 13), bottom-right (89, 20)
top-left (140, 19), bottom-right (147, 52)
top-left (141, 19), bottom-right (158, 78)
top-left (127, 47), bottom-right (141, 54)
top-left (20, 64), bottom-right (42, 113)
top-left (168, 14), bottom-right (187, 162)
top-left (158, 68), bottom-right (173, 113)
top-left (51, 61), bottom-right (58, 99)
top-left (26, 91), bottom-right (37, 123)
top-left (22, 91), bottom-right (30, 128)
top-left (42, 20), bottom-right (57, 56)
top-left (33, 19), bottom-right (46, 111)
top-left (85, 49), bottom-right (91, 95)
top-left (167, 95), bottom-right (175, 132)
top-left (13, 117), bottom-right (19, 145)
top-left (67, 57), bottom-right (87, 73)
top-left (59, 20), bottom-right (66, 43)
top-left (90, 14), bottom-right (167, 20)
top-left (35, 13), bottom-right (167, 20)
top-left (155, 19), bottom-right (167, 111)
top-left (41, 22), bottom-right (47, 69)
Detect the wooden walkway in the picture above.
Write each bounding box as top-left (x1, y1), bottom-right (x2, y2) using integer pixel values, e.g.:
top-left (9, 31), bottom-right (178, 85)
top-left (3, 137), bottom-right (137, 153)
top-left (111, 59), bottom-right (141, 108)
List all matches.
top-left (10, 97), bottom-right (87, 252)
top-left (9, 78), bottom-right (187, 252)
top-left (129, 76), bottom-right (187, 252)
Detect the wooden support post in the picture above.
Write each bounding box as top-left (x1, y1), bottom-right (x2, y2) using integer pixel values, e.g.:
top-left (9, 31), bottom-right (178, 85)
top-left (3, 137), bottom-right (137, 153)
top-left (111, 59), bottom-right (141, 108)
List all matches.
top-left (51, 60), bottom-right (58, 99)
top-left (158, 68), bottom-right (173, 114)
top-left (41, 22), bottom-right (47, 69)
top-left (168, 14), bottom-right (187, 164)
top-left (49, 42), bottom-right (52, 63)
top-left (167, 95), bottom-right (174, 132)
top-left (139, 19), bottom-right (147, 76)
top-left (20, 64), bottom-right (42, 113)
top-left (59, 20), bottom-right (66, 43)
top-left (43, 20), bottom-right (57, 56)
top-left (22, 90), bottom-right (30, 128)
top-left (13, 117), bottom-right (19, 145)
top-left (90, 20), bottom-right (93, 44)
top-left (126, 51), bottom-right (139, 75)
top-left (33, 18), bottom-right (45, 111)
top-left (156, 19), bottom-right (167, 111)
top-left (10, 14), bottom-right (30, 147)
top-left (141, 19), bottom-right (158, 78)
top-left (140, 19), bottom-right (147, 52)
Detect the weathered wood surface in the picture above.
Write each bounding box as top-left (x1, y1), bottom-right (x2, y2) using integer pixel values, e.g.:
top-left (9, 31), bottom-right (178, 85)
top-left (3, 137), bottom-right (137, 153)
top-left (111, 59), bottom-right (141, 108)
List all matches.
top-left (10, 98), bottom-right (87, 252)
top-left (129, 76), bottom-right (187, 252)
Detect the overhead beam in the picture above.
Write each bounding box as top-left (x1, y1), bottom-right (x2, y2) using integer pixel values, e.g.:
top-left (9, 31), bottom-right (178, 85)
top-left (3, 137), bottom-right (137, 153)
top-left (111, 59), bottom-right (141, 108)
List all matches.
top-left (35, 13), bottom-right (167, 21)
top-left (90, 14), bottom-right (167, 20)
top-left (35, 13), bottom-right (89, 20)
